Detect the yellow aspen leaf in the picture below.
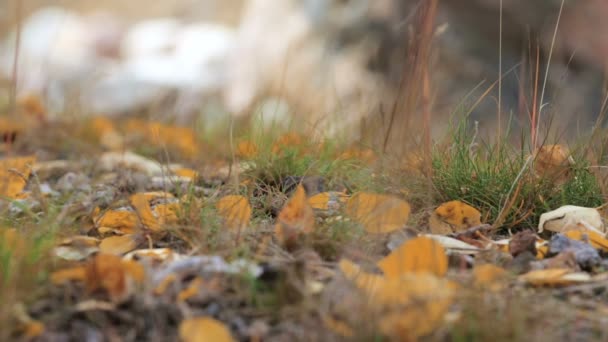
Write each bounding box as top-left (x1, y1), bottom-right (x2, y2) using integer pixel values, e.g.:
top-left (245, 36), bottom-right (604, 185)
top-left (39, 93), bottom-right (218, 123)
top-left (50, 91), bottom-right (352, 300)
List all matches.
top-left (377, 236), bottom-right (448, 278)
top-left (178, 277), bottom-right (204, 302)
top-left (429, 200), bottom-right (481, 234)
top-left (216, 195), bottom-right (252, 231)
top-left (275, 185), bottom-right (315, 247)
top-left (99, 234), bottom-right (141, 255)
top-left (94, 209), bottom-right (139, 235)
top-left (519, 268), bottom-right (590, 287)
top-left (322, 315), bottom-right (354, 338)
top-left (50, 266), bottom-right (87, 285)
top-left (173, 167), bottom-right (199, 180)
top-left (564, 230), bottom-right (608, 252)
top-left (22, 320), bottom-right (45, 339)
top-left (153, 202), bottom-right (181, 225)
top-left (179, 317), bottom-right (235, 342)
top-left (307, 191), bottom-right (348, 210)
top-left (154, 274), bottom-right (177, 295)
top-left (85, 253), bottom-right (145, 303)
top-left (130, 193), bottom-right (162, 232)
top-left (533, 144), bottom-right (573, 184)
top-left (473, 264), bottom-right (508, 291)
top-left (236, 140), bottom-right (258, 159)
top-left (0, 155), bottom-right (35, 199)
top-left (126, 120), bottom-right (200, 159)
top-left (345, 192), bottom-right (410, 234)
top-left (337, 147), bottom-right (377, 164)
top-left (338, 259), bottom-right (454, 340)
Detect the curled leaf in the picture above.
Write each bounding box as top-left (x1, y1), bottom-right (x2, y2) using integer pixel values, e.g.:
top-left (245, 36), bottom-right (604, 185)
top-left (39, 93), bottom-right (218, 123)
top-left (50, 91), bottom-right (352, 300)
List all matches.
top-left (538, 205), bottom-right (604, 234)
top-left (429, 200), bottom-right (481, 234)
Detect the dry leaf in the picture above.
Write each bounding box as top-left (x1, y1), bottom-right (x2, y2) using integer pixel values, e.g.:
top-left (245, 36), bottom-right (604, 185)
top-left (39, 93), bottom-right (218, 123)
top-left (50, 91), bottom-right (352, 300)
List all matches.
top-left (22, 320), bottom-right (45, 339)
top-left (345, 192), bottom-right (410, 234)
top-left (339, 259), bottom-right (454, 340)
top-left (275, 185), bottom-right (315, 247)
top-left (533, 144), bottom-right (574, 184)
top-left (322, 315), bottom-right (354, 338)
top-left (50, 266), bottom-right (87, 285)
top-left (179, 317), bottom-right (235, 342)
top-left (94, 208), bottom-right (139, 235)
top-left (173, 167), bottom-right (199, 180)
top-left (178, 277), bottom-right (204, 302)
top-left (54, 235), bottom-right (99, 260)
top-left (85, 253), bottom-right (145, 303)
top-left (126, 119), bottom-right (199, 159)
top-left (337, 147), bottom-right (377, 164)
top-left (422, 234), bottom-right (481, 254)
top-left (519, 268), bottom-right (590, 287)
top-left (307, 191), bottom-right (348, 211)
top-left (473, 264), bottom-right (508, 291)
top-left (564, 230), bottom-right (608, 252)
top-left (538, 205), bottom-right (605, 234)
top-left (99, 151), bottom-right (163, 175)
top-left (271, 132), bottom-right (304, 155)
top-left (429, 200), bottom-right (482, 234)
top-left (378, 236), bottom-right (448, 277)
top-left (0, 155), bottom-right (36, 199)
top-left (236, 140), bottom-right (258, 159)
top-left (99, 234), bottom-right (141, 255)
top-left (130, 193), bottom-right (163, 231)
top-left (216, 195), bottom-right (252, 231)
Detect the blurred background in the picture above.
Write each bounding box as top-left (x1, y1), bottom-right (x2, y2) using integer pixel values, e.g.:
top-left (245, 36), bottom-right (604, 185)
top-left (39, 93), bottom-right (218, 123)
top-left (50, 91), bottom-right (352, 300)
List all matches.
top-left (1, 0), bottom-right (607, 145)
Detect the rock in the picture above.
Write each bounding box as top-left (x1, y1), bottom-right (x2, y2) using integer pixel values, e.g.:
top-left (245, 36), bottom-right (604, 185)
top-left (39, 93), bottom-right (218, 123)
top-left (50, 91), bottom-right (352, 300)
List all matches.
top-left (548, 234), bottom-right (601, 270)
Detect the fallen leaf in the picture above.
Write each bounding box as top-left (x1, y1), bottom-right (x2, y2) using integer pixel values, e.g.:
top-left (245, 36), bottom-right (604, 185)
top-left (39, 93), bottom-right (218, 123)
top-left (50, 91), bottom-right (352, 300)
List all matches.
top-left (99, 234), bottom-right (141, 255)
top-left (345, 192), bottom-right (410, 234)
top-left (50, 266), bottom-right (87, 285)
top-left (275, 185), bottom-right (315, 247)
top-left (130, 193), bottom-right (163, 231)
top-left (94, 208), bottom-right (139, 235)
top-left (271, 132), bottom-right (305, 155)
top-left (509, 230), bottom-right (538, 257)
top-left (178, 277), bottom-right (204, 302)
top-left (339, 259), bottom-right (454, 339)
top-left (422, 234), bottom-right (481, 254)
top-left (473, 264), bottom-right (508, 291)
top-left (173, 167), bottom-right (199, 180)
top-left (337, 146), bottom-right (377, 164)
top-left (179, 317), bottom-right (235, 342)
top-left (564, 230), bottom-right (608, 252)
top-left (378, 236), bottom-right (448, 277)
top-left (99, 151), bottom-right (163, 176)
top-left (538, 205), bottom-right (604, 234)
top-left (126, 119), bottom-right (200, 159)
top-left (216, 195), bottom-right (252, 231)
top-left (0, 155), bottom-right (36, 199)
top-left (519, 268), bottom-right (590, 287)
top-left (236, 140), bottom-right (258, 159)
top-left (533, 144), bottom-right (574, 184)
top-left (22, 320), bottom-right (45, 339)
top-left (85, 253), bottom-right (145, 303)
top-left (429, 200), bottom-right (482, 234)
top-left (307, 191), bottom-right (348, 211)
top-left (322, 315), bottom-right (354, 338)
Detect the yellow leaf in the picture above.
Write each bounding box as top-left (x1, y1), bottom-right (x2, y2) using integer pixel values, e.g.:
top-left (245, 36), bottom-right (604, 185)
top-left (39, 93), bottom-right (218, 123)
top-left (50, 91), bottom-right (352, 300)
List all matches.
top-left (130, 193), bottom-right (162, 231)
top-left (307, 191), bottom-right (348, 210)
top-left (99, 234), bottom-right (141, 255)
top-left (271, 132), bottom-right (304, 155)
top-left (94, 209), bottom-right (139, 235)
top-left (377, 237), bottom-right (448, 277)
top-left (345, 192), bottom-right (410, 234)
top-left (533, 144), bottom-right (573, 183)
top-left (216, 195), bottom-right (252, 231)
top-left (85, 253), bottom-right (145, 303)
top-left (337, 147), bottom-right (377, 164)
top-left (236, 140), bottom-right (258, 159)
top-left (473, 264), bottom-right (508, 291)
top-left (154, 274), bottom-right (177, 295)
top-left (178, 277), bottom-right (204, 302)
top-left (50, 266), bottom-right (87, 285)
top-left (173, 167), bottom-right (199, 180)
top-left (275, 185), bottom-right (315, 247)
top-left (339, 259), bottom-right (454, 340)
top-left (430, 200), bottom-right (481, 234)
top-left (126, 119), bottom-right (200, 159)
top-left (0, 155), bottom-right (35, 199)
top-left (519, 268), bottom-right (590, 287)
top-left (22, 320), bottom-right (45, 339)
top-left (322, 315), bottom-right (354, 338)
top-left (564, 230), bottom-right (608, 252)
top-left (153, 202), bottom-right (181, 225)
top-left (179, 317), bottom-right (235, 342)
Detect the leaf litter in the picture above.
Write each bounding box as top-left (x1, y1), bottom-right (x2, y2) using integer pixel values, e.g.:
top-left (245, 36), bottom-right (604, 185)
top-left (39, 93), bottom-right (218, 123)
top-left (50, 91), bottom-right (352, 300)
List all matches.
top-left (3, 119), bottom-right (608, 341)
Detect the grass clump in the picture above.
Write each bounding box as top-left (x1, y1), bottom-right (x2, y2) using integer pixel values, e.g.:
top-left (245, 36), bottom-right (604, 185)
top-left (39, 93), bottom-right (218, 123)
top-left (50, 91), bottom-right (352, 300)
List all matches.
top-left (432, 119), bottom-right (604, 231)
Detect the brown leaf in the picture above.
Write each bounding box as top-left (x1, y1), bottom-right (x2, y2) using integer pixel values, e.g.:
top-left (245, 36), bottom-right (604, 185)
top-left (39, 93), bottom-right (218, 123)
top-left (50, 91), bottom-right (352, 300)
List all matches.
top-left (473, 264), bottom-right (508, 291)
top-left (85, 253), bottom-right (145, 303)
top-left (533, 144), bottom-right (573, 184)
top-left (509, 230), bottom-right (538, 257)
top-left (345, 192), bottom-right (410, 234)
